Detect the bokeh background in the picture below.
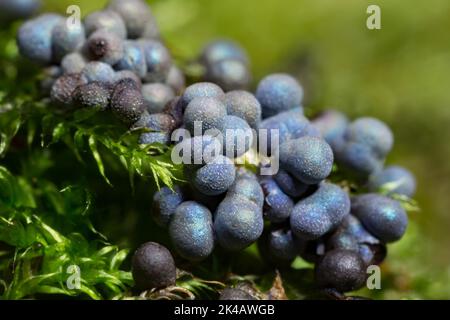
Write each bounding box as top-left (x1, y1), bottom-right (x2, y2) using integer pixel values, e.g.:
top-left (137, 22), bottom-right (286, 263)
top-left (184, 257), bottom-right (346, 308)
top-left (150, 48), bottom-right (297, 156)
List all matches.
top-left (20, 0), bottom-right (450, 298)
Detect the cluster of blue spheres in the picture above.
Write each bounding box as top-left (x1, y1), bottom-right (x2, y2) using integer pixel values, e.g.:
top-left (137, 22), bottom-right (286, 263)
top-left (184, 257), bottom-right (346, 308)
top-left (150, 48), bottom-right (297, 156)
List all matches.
top-left (16, 0), bottom-right (417, 295)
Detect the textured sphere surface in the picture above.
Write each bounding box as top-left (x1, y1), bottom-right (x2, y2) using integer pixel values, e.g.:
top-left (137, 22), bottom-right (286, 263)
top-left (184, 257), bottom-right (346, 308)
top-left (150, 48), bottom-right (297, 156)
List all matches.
top-left (219, 115), bottom-right (253, 158)
top-left (180, 82), bottom-right (224, 110)
top-left (193, 155), bottom-right (236, 196)
top-left (224, 90), bottom-right (261, 129)
top-left (368, 165), bottom-right (416, 197)
top-left (152, 186), bottom-right (184, 227)
top-left (315, 249), bottom-right (366, 292)
top-left (279, 136), bottom-right (334, 184)
top-left (183, 97), bottom-right (227, 135)
top-left (351, 193), bottom-right (408, 243)
top-left (169, 201), bottom-right (214, 261)
top-left (131, 242), bottom-right (176, 290)
top-left (256, 73), bottom-right (303, 118)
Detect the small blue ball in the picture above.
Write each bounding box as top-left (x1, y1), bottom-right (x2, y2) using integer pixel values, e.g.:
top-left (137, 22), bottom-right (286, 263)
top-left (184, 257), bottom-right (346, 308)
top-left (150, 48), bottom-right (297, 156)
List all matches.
top-left (84, 10), bottom-right (127, 39)
top-left (227, 176), bottom-right (264, 208)
top-left (180, 82), bottom-right (224, 110)
top-left (368, 165), bottom-right (416, 197)
top-left (335, 142), bottom-right (383, 177)
top-left (193, 155), bottom-right (236, 196)
top-left (141, 83), bottom-right (175, 114)
top-left (152, 186), bottom-right (184, 227)
top-left (175, 135), bottom-right (222, 166)
top-left (224, 90), bottom-right (261, 129)
top-left (165, 65), bottom-right (186, 94)
top-left (86, 29), bottom-right (124, 65)
top-left (205, 59), bottom-right (251, 92)
top-left (256, 73), bottom-right (304, 118)
top-left (279, 136), bottom-right (334, 185)
top-left (169, 201), bottom-right (214, 261)
top-left (214, 198), bottom-right (264, 251)
top-left (108, 0), bottom-right (155, 39)
top-left (351, 193), bottom-right (408, 243)
top-left (183, 97), bottom-right (227, 135)
top-left (61, 52), bottom-right (87, 74)
top-left (51, 20), bottom-right (85, 62)
top-left (266, 229), bottom-right (297, 262)
top-left (274, 169), bottom-right (308, 198)
top-left (312, 110), bottom-right (349, 151)
top-left (140, 39), bottom-right (172, 82)
top-left (200, 39), bottom-right (249, 67)
top-left (115, 40), bottom-right (147, 78)
top-left (290, 182), bottom-right (350, 240)
top-left (260, 178), bottom-right (294, 223)
top-left (17, 14), bottom-right (63, 64)
top-left (81, 61), bottom-right (116, 84)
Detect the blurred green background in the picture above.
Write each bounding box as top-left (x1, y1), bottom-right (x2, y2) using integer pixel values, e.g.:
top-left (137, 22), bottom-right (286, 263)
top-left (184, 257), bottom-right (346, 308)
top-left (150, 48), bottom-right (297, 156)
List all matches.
top-left (33, 0), bottom-right (450, 298)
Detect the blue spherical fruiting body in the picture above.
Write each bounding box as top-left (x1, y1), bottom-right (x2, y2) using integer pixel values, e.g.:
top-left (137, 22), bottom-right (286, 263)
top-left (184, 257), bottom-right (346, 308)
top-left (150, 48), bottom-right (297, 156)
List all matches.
top-left (115, 40), bottom-right (147, 78)
top-left (81, 61), bottom-right (116, 84)
top-left (140, 39), bottom-right (172, 83)
top-left (192, 155), bottom-right (236, 196)
top-left (135, 113), bottom-right (176, 145)
top-left (312, 110), bottom-right (349, 151)
top-left (214, 198), bottom-right (264, 251)
top-left (224, 90), bottom-right (261, 129)
top-left (85, 29), bottom-right (124, 65)
top-left (351, 193), bottom-right (408, 243)
top-left (227, 176), bottom-right (264, 208)
top-left (219, 115), bottom-right (253, 158)
top-left (183, 97), bottom-right (227, 136)
top-left (51, 20), bottom-right (85, 63)
top-left (279, 136), bottom-right (334, 185)
top-left (266, 229), bottom-right (297, 263)
top-left (110, 82), bottom-right (146, 125)
top-left (175, 135), bottom-right (223, 167)
top-left (108, 0), bottom-right (155, 39)
top-left (72, 81), bottom-right (112, 110)
top-left (141, 83), bottom-right (175, 114)
top-left (290, 182), bottom-right (350, 240)
top-left (152, 186), bottom-right (184, 228)
top-left (205, 59), bottom-right (251, 92)
top-left (17, 13), bottom-right (63, 64)
top-left (50, 73), bottom-right (87, 107)
top-left (273, 169), bottom-right (309, 198)
top-left (179, 82), bottom-right (224, 110)
top-left (256, 73), bottom-right (304, 118)
top-left (61, 52), bottom-right (87, 74)
top-left (84, 10), bottom-right (127, 39)
top-left (260, 178), bottom-right (293, 223)
top-left (165, 65), bottom-right (186, 94)
top-left (368, 165), bottom-right (416, 197)
top-left (200, 39), bottom-right (249, 67)
top-left (169, 201), bottom-right (214, 261)
top-left (315, 249), bottom-right (367, 292)
top-left (114, 70), bottom-right (142, 88)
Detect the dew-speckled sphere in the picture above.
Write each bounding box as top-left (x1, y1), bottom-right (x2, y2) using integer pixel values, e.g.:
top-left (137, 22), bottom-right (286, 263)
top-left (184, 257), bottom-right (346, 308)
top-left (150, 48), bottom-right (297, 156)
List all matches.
top-left (152, 186), bottom-right (184, 228)
top-left (214, 198), bottom-right (264, 251)
top-left (200, 40), bottom-right (249, 67)
top-left (111, 85), bottom-right (146, 125)
top-left (368, 165), bottom-right (416, 197)
top-left (115, 40), bottom-right (147, 78)
top-left (81, 61), bottom-right (116, 84)
top-left (86, 29), bottom-right (124, 65)
top-left (291, 183), bottom-right (350, 240)
top-left (312, 110), bottom-right (349, 151)
top-left (180, 82), bottom-right (225, 110)
top-left (351, 193), bottom-right (408, 243)
top-left (61, 52), bottom-right (87, 74)
top-left (227, 176), bottom-right (264, 208)
top-left (165, 65), bottom-right (186, 94)
top-left (274, 169), bottom-right (308, 198)
top-left (260, 178), bottom-right (293, 223)
top-left (219, 115), bottom-right (253, 158)
top-left (72, 81), bottom-right (111, 110)
top-left (50, 73), bottom-right (87, 107)
top-left (335, 142), bottom-right (383, 177)
top-left (256, 73), bottom-right (304, 118)
top-left (344, 117), bottom-right (394, 158)
top-left (51, 20), bottom-right (85, 63)
top-left (131, 242), bottom-right (176, 290)
top-left (193, 155), bottom-right (236, 196)
top-left (114, 70), bottom-right (142, 88)
top-left (140, 39), bottom-right (172, 82)
top-left (84, 10), bottom-right (127, 39)
top-left (183, 97), bottom-right (227, 135)
top-left (279, 136), bottom-right (334, 185)
top-left (141, 83), bottom-right (175, 114)
top-left (169, 201), bottom-right (214, 261)
top-left (315, 249), bottom-right (366, 292)
top-left (224, 90), bottom-right (261, 129)
top-left (17, 14), bottom-right (63, 65)
top-left (267, 229), bottom-right (297, 263)
top-left (205, 59), bottom-right (251, 92)
top-left (108, 0), bottom-right (155, 39)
